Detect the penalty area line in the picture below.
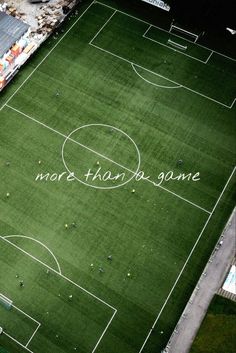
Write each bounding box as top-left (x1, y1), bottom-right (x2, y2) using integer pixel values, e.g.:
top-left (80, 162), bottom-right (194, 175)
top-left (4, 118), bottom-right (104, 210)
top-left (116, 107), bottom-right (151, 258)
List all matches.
top-left (89, 10), bottom-right (117, 45)
top-left (5, 235), bottom-right (62, 275)
top-left (90, 42), bottom-right (234, 109)
top-left (0, 235), bottom-right (117, 352)
top-left (0, 235), bottom-right (116, 312)
top-left (92, 309), bottom-right (117, 353)
top-left (3, 332), bottom-right (34, 353)
top-left (143, 26), bottom-right (206, 64)
top-left (12, 304), bottom-right (40, 325)
top-left (0, 297), bottom-right (41, 350)
top-left (95, 0), bottom-right (236, 63)
top-left (25, 323), bottom-right (41, 348)
top-left (131, 63), bottom-right (182, 89)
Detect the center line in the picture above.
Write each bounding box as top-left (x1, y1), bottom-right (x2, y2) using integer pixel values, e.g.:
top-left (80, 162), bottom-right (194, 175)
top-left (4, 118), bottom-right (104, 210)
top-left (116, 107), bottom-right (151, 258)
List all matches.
top-left (5, 104), bottom-right (211, 214)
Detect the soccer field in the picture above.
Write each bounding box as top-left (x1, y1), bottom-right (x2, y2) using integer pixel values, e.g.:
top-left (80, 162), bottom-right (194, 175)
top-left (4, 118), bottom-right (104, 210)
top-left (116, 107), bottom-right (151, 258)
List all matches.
top-left (0, 1), bottom-right (235, 353)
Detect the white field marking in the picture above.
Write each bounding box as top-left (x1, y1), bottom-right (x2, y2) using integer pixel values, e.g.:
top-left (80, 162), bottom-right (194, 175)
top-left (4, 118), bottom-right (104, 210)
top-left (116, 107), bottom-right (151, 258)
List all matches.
top-left (170, 25), bottom-right (199, 39)
top-left (62, 124), bottom-right (141, 190)
top-left (167, 39), bottom-right (187, 51)
top-left (139, 166), bottom-right (236, 353)
top-left (5, 235), bottom-right (62, 275)
top-left (25, 323), bottom-right (41, 348)
top-left (0, 235), bottom-right (116, 311)
top-left (6, 104), bottom-right (210, 214)
top-left (170, 25), bottom-right (199, 44)
top-left (147, 180), bottom-right (211, 214)
top-left (229, 98), bottom-right (236, 108)
top-left (143, 24), bottom-right (152, 37)
top-left (0, 0), bottom-right (96, 111)
top-left (92, 309), bottom-right (117, 353)
top-left (1, 302), bottom-right (40, 350)
top-left (12, 304), bottom-right (40, 325)
top-left (6, 104), bottom-right (134, 175)
top-left (205, 50), bottom-right (214, 64)
top-left (1, 235), bottom-right (117, 352)
top-left (89, 10), bottom-right (117, 45)
top-left (95, 1), bottom-right (236, 63)
top-left (143, 28), bottom-right (207, 64)
top-left (3, 332), bottom-right (34, 353)
top-left (131, 63), bottom-right (182, 89)
top-left (144, 26), bottom-right (235, 68)
top-left (95, 0), bottom-right (207, 66)
top-left (89, 42), bottom-right (236, 109)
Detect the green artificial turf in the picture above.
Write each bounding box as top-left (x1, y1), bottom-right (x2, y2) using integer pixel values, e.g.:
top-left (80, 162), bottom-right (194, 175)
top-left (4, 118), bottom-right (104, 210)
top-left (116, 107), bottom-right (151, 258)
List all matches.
top-left (144, 26), bottom-right (211, 62)
top-left (190, 295), bottom-right (236, 353)
top-left (0, 1), bottom-right (235, 352)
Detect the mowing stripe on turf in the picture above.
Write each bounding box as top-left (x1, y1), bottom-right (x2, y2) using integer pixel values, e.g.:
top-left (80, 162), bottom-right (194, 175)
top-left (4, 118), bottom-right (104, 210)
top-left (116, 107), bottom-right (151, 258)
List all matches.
top-left (95, 1), bottom-right (236, 63)
top-left (5, 235), bottom-right (62, 274)
top-left (138, 165), bottom-right (236, 352)
top-left (1, 235), bottom-right (118, 351)
top-left (89, 43), bottom-right (235, 109)
top-left (1, 235), bottom-right (117, 311)
top-left (92, 310), bottom-right (117, 353)
top-left (89, 10), bottom-right (117, 45)
top-left (3, 332), bottom-right (34, 353)
top-left (25, 323), bottom-right (41, 348)
top-left (143, 26), bottom-right (208, 64)
top-left (91, 2), bottom-right (236, 108)
top-left (131, 63), bottom-right (182, 89)
top-left (6, 104), bottom-right (211, 214)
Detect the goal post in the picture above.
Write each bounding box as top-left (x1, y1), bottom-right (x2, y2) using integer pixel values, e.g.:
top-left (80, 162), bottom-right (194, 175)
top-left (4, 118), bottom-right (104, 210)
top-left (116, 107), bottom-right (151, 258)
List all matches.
top-left (167, 39), bottom-right (187, 51)
top-left (170, 24), bottom-right (200, 43)
top-left (0, 294), bottom-right (13, 311)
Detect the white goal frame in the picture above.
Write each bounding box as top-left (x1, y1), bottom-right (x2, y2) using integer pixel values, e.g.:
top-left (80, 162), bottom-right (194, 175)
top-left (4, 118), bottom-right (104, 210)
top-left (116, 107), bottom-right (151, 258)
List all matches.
top-left (0, 297), bottom-right (41, 351)
top-left (167, 39), bottom-right (187, 51)
top-left (170, 24), bottom-right (199, 43)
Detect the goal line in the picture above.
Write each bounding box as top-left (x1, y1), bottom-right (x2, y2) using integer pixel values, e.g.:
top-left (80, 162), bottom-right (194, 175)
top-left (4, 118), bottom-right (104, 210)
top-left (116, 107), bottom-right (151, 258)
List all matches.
top-left (0, 293), bottom-right (13, 310)
top-left (170, 24), bottom-right (200, 43)
top-left (167, 39), bottom-right (187, 51)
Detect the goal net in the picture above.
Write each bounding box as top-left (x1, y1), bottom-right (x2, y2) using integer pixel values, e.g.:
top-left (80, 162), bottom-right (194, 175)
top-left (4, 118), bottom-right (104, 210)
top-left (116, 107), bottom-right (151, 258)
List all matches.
top-left (170, 24), bottom-right (200, 43)
top-left (167, 39), bottom-right (187, 51)
top-left (0, 294), bottom-right (13, 310)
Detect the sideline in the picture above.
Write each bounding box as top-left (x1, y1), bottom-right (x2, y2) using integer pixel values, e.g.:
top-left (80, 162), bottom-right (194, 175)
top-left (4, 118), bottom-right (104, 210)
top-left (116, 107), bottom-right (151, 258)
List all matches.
top-left (164, 207), bottom-right (236, 353)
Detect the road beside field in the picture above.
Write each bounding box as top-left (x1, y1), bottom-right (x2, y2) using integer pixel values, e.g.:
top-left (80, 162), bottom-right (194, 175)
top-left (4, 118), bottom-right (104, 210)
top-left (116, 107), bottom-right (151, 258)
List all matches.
top-left (165, 207), bottom-right (236, 353)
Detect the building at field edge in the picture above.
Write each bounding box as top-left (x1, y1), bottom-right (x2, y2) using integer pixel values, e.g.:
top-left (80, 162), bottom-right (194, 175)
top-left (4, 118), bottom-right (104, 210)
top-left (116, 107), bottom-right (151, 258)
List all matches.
top-left (0, 11), bottom-right (30, 90)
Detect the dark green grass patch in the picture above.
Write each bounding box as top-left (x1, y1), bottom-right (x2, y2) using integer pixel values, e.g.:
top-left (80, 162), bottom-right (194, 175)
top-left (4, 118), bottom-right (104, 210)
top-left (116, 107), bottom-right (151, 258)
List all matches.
top-left (0, 304), bottom-right (38, 347)
top-left (0, 1), bottom-right (235, 352)
top-left (91, 9), bottom-right (236, 105)
top-left (190, 295), bottom-right (236, 353)
top-left (144, 26), bottom-right (211, 62)
top-left (0, 238), bottom-right (114, 353)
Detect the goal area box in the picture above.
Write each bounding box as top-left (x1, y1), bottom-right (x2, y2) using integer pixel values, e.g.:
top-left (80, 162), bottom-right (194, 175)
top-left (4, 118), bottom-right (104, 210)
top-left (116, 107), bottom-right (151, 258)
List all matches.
top-left (170, 23), bottom-right (201, 43)
top-left (0, 294), bottom-right (12, 311)
top-left (167, 38), bottom-right (187, 51)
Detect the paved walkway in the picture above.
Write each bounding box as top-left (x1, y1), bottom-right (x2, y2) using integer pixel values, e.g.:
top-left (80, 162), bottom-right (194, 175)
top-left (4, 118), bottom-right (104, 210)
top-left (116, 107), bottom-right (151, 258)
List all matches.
top-left (164, 207), bottom-right (236, 353)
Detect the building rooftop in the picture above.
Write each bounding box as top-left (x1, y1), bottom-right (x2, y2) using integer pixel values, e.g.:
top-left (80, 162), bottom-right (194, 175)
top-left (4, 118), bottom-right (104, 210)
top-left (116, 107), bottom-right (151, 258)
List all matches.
top-left (0, 11), bottom-right (30, 57)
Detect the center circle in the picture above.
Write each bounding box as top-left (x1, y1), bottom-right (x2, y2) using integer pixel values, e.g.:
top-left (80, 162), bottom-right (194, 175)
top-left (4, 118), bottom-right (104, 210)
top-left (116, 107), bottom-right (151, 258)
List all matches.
top-left (61, 123), bottom-right (141, 189)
